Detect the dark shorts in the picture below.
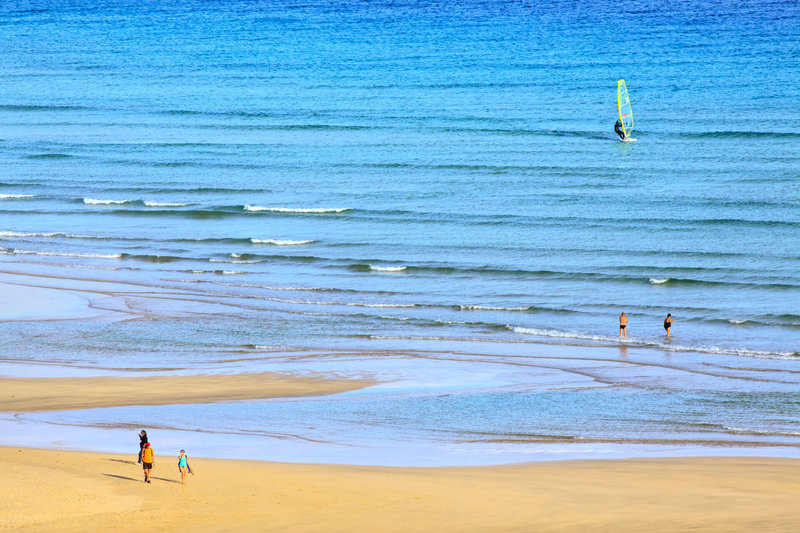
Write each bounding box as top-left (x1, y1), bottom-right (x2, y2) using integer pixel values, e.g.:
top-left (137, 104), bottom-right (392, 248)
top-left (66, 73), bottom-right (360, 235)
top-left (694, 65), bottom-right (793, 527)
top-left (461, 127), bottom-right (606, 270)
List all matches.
top-left (619, 325), bottom-right (626, 329)
top-left (142, 462), bottom-right (153, 469)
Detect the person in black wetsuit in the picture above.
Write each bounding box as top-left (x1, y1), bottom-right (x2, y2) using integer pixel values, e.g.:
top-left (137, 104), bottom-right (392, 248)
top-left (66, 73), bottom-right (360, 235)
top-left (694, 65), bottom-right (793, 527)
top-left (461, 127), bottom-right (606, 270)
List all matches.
top-left (663, 313), bottom-right (674, 338)
top-left (137, 429), bottom-right (148, 464)
top-left (614, 120), bottom-right (626, 140)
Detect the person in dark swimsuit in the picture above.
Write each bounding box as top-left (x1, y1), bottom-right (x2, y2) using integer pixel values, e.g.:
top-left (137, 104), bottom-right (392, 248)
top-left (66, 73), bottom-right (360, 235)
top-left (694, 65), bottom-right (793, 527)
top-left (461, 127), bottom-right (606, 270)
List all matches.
top-left (138, 430), bottom-right (148, 464)
top-left (614, 120), bottom-right (626, 140)
top-left (619, 312), bottom-right (628, 338)
top-left (664, 313), bottom-right (673, 338)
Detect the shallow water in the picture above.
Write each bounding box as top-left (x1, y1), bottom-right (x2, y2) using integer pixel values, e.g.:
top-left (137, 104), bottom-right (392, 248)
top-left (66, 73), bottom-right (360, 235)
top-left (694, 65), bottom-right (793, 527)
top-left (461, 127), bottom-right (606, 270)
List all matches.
top-left (0, 0), bottom-right (798, 464)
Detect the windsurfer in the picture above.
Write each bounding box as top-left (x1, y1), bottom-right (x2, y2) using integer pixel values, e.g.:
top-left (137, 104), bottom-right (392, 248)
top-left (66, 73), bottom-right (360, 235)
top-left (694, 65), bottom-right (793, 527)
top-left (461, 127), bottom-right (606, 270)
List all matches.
top-left (614, 120), bottom-right (626, 141)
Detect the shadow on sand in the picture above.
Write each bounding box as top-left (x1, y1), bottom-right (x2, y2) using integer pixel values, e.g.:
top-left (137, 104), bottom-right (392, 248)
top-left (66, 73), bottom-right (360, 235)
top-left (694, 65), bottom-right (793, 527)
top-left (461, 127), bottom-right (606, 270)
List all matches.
top-left (103, 473), bottom-right (142, 482)
top-left (103, 472), bottom-right (181, 484)
top-left (106, 458), bottom-right (138, 465)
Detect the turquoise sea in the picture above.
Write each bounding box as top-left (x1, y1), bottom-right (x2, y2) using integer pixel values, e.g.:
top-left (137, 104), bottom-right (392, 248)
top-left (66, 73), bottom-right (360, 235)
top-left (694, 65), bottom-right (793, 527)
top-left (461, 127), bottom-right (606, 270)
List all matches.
top-left (0, 0), bottom-right (798, 465)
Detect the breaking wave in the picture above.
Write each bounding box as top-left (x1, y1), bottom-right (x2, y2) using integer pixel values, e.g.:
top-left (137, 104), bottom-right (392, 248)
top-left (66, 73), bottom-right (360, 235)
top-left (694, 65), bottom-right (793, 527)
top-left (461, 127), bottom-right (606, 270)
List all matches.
top-left (250, 239), bottom-right (315, 245)
top-left (2, 249), bottom-right (122, 259)
top-left (84, 198), bottom-right (134, 205)
top-left (369, 265), bottom-right (407, 272)
top-left (244, 205), bottom-right (351, 214)
top-left (144, 201), bottom-right (188, 208)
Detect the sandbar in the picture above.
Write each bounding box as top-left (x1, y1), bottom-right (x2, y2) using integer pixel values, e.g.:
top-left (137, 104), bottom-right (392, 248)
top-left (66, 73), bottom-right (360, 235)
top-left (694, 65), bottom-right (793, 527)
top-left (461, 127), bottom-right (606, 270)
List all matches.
top-left (0, 373), bottom-right (375, 413)
top-left (1, 447), bottom-right (799, 532)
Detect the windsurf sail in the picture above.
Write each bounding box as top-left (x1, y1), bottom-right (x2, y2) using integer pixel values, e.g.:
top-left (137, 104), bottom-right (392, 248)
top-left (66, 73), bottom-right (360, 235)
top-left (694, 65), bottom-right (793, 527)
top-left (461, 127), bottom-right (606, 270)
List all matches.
top-left (617, 79), bottom-right (634, 138)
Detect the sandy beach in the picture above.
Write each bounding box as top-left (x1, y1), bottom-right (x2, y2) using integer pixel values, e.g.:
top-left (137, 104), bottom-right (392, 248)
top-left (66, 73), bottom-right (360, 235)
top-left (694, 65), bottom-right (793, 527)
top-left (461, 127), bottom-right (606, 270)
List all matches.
top-left (2, 446), bottom-right (798, 532)
top-left (0, 373), bottom-right (376, 412)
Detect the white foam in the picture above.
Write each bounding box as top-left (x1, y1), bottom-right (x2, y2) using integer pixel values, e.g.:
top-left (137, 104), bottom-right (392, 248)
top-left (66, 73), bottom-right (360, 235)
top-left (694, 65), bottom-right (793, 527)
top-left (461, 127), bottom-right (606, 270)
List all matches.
top-left (0, 231), bottom-right (52, 238)
top-left (259, 296), bottom-right (414, 309)
top-left (244, 205), bottom-right (350, 214)
top-left (83, 198), bottom-right (132, 205)
top-left (190, 269), bottom-right (246, 275)
top-left (209, 281), bottom-right (321, 291)
top-left (0, 194), bottom-right (36, 199)
top-left (509, 325), bottom-right (796, 359)
top-left (649, 278), bottom-right (669, 284)
top-left (725, 427), bottom-right (800, 437)
top-left (6, 249), bottom-right (122, 259)
top-left (369, 265), bottom-right (407, 272)
top-left (250, 239), bottom-right (315, 245)
top-left (510, 326), bottom-right (618, 343)
top-left (458, 305), bottom-right (529, 311)
top-left (661, 344), bottom-right (797, 359)
top-left (361, 303), bottom-right (415, 308)
top-left (728, 319), bottom-right (748, 324)
top-left (144, 201), bottom-right (187, 207)
top-left (0, 231), bottom-right (110, 240)
top-left (211, 258), bottom-right (262, 264)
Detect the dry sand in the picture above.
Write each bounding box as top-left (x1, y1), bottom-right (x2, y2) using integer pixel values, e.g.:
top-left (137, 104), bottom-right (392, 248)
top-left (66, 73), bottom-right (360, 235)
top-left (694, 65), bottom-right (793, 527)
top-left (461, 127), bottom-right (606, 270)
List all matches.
top-left (2, 446), bottom-right (799, 532)
top-left (0, 372), bottom-right (375, 412)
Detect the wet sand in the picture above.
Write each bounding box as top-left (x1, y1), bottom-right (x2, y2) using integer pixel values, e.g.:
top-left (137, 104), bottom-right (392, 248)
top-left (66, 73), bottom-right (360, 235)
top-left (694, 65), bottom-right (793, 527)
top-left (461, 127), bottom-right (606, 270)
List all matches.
top-left (2, 446), bottom-right (799, 532)
top-left (0, 373), bottom-right (376, 412)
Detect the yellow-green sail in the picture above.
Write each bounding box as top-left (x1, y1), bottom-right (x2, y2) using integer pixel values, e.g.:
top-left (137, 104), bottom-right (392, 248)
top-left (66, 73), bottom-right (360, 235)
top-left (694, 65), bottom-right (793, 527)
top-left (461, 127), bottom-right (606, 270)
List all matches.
top-left (617, 79), bottom-right (634, 138)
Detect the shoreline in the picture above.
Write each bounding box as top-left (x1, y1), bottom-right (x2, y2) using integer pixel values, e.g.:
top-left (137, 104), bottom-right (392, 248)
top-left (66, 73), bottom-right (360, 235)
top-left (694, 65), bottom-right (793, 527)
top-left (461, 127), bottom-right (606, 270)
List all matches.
top-left (1, 268), bottom-right (798, 467)
top-left (0, 266), bottom-right (795, 361)
top-left (3, 446), bottom-right (799, 532)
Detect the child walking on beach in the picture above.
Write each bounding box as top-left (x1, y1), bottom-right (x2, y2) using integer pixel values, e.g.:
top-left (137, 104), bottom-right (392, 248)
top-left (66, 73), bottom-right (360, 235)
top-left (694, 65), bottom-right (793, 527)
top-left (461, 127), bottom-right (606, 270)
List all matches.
top-left (177, 450), bottom-right (193, 484)
top-left (142, 442), bottom-right (154, 483)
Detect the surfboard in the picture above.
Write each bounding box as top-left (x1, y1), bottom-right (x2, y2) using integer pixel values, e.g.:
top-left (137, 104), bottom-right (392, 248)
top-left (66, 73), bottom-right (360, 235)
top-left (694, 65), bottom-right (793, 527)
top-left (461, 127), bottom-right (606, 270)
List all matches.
top-left (617, 79), bottom-right (634, 139)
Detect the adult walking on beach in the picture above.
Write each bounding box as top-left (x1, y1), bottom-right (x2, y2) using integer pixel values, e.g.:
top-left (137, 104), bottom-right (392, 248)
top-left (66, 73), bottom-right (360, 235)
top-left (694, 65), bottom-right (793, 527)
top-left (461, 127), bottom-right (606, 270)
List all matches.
top-left (137, 430), bottom-right (148, 464)
top-left (619, 312), bottom-right (628, 338)
top-left (664, 313), bottom-right (674, 338)
top-left (142, 442), bottom-right (154, 483)
top-left (177, 450), bottom-right (193, 484)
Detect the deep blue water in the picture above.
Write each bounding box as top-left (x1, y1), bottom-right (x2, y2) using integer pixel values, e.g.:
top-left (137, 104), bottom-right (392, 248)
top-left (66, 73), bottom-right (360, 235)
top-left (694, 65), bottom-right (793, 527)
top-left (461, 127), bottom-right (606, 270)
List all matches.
top-left (0, 0), bottom-right (799, 463)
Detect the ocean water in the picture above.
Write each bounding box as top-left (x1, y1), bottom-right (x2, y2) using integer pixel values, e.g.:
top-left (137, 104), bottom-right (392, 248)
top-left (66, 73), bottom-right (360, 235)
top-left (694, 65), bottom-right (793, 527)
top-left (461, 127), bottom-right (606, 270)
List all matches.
top-left (0, 0), bottom-right (799, 464)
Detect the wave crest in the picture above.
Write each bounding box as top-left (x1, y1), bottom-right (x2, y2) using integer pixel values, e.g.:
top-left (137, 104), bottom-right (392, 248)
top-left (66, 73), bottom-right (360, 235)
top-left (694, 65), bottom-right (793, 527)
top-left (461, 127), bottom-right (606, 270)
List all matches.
top-left (144, 201), bottom-right (187, 208)
top-left (369, 265), bottom-right (407, 272)
top-left (457, 305), bottom-right (531, 312)
top-left (244, 205), bottom-right (351, 214)
top-left (250, 239), bottom-right (315, 245)
top-left (84, 198), bottom-right (134, 205)
top-left (4, 249), bottom-right (122, 259)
